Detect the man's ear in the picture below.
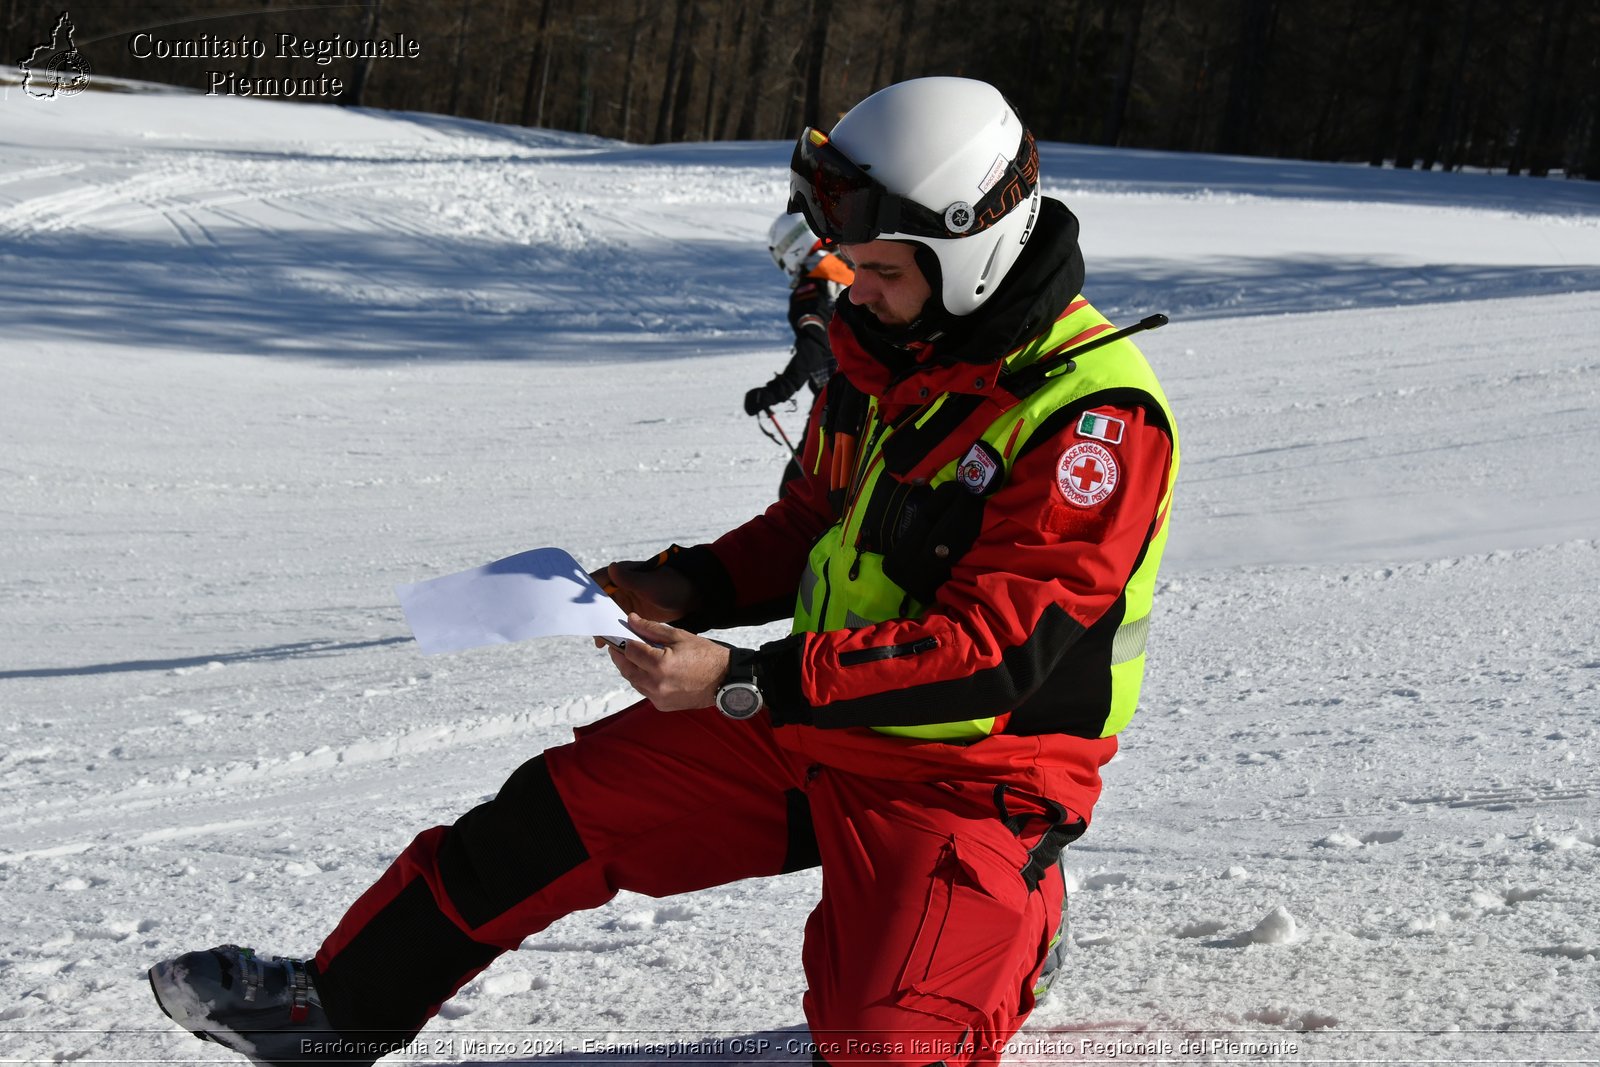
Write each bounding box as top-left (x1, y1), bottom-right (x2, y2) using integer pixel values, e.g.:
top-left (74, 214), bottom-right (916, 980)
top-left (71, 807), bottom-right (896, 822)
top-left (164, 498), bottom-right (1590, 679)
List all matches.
top-left (910, 243), bottom-right (945, 319)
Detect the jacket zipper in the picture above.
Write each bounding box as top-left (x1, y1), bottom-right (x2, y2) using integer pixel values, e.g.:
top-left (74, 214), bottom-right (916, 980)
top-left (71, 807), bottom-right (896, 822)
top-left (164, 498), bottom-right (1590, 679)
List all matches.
top-left (837, 635), bottom-right (941, 667)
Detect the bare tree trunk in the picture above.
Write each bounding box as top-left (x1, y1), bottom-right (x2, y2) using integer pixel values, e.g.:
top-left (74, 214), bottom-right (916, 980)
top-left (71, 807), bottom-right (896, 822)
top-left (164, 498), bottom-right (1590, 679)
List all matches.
top-left (779, 62), bottom-right (803, 139)
top-left (1172, 22), bottom-right (1214, 153)
top-left (619, 0), bottom-right (652, 141)
top-left (777, 18), bottom-right (810, 138)
top-left (1580, 17), bottom-right (1600, 179)
top-left (867, 26), bottom-right (888, 95)
top-left (1016, 5), bottom-right (1046, 119)
top-left (735, 0), bottom-right (777, 139)
top-left (716, 0), bottom-right (748, 136)
top-left (244, 0), bottom-right (275, 79)
top-left (1308, 1), bottom-right (1360, 159)
top-left (803, 0), bottom-right (834, 128)
top-left (1393, 0), bottom-right (1442, 169)
top-left (669, 1), bottom-right (702, 142)
top-left (1056, 0), bottom-right (1092, 142)
top-left (1367, 6), bottom-right (1411, 166)
top-left (653, 0), bottom-right (693, 142)
top-left (344, 0), bottom-right (383, 106)
top-left (519, 0), bottom-right (557, 127)
top-left (0, 0), bottom-right (13, 72)
top-left (536, 45), bottom-right (558, 128)
top-left (1527, 0), bottom-right (1576, 177)
top-left (702, 0), bottom-right (724, 140)
top-left (890, 0), bottom-right (917, 84)
top-left (575, 16), bottom-right (598, 133)
top-left (447, 0), bottom-right (472, 116)
top-left (1100, 0), bottom-right (1146, 145)
top-left (485, 0), bottom-right (515, 122)
top-left (829, 20), bottom-right (855, 119)
top-left (1219, 0), bottom-right (1275, 156)
top-left (1459, 87), bottom-right (1490, 170)
top-left (1431, 0), bottom-right (1477, 171)
top-left (1507, 0), bottom-right (1557, 174)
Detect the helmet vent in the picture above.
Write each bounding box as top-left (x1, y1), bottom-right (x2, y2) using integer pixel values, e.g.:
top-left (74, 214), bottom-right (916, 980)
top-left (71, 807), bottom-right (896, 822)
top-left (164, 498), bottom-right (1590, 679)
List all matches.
top-left (973, 236), bottom-right (1003, 295)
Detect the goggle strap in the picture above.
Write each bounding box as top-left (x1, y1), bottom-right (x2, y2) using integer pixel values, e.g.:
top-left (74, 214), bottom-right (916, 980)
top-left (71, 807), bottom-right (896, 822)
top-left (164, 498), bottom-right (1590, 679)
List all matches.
top-left (791, 124), bottom-right (1037, 243)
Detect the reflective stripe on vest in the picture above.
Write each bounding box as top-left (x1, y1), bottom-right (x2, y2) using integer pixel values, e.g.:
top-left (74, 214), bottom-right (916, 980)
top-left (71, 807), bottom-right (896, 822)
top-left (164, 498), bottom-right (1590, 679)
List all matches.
top-left (793, 297), bottom-right (1180, 740)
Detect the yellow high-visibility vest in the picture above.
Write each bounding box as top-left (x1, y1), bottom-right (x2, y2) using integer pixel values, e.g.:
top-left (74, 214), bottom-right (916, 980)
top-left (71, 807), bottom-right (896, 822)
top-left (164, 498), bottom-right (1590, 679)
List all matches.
top-left (793, 297), bottom-right (1180, 740)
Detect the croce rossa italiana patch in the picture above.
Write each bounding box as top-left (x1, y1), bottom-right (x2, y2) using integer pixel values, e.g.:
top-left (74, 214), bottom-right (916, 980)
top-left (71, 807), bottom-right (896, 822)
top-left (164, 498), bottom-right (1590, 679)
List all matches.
top-left (1055, 441), bottom-right (1119, 507)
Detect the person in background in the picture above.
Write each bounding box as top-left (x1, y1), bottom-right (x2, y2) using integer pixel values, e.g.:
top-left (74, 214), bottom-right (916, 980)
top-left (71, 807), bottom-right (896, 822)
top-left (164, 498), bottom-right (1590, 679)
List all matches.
top-left (748, 212), bottom-right (854, 496)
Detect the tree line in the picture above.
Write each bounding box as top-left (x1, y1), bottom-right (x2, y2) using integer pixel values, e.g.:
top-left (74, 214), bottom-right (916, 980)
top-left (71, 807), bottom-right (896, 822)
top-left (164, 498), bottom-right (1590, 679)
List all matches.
top-left (7, 0), bottom-right (1597, 179)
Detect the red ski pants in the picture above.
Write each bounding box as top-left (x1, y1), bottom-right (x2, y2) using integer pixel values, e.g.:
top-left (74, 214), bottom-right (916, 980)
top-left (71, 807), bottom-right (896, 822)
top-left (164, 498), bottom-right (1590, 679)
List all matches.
top-left (310, 701), bottom-right (1066, 1066)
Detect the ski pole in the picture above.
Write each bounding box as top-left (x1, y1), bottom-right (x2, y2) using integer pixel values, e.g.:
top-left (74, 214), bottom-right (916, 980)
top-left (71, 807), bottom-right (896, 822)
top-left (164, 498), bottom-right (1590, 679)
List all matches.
top-left (1059, 313), bottom-right (1169, 364)
top-left (762, 408), bottom-right (798, 457)
top-left (756, 412), bottom-right (791, 453)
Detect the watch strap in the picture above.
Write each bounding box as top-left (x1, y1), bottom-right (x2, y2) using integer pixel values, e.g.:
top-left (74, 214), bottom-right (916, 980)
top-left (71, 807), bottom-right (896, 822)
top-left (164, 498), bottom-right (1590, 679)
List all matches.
top-left (723, 645), bottom-right (760, 687)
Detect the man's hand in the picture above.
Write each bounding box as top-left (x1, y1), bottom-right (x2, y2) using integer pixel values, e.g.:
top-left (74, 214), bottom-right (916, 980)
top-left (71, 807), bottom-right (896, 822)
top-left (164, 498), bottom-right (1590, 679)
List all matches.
top-left (605, 614), bottom-right (730, 712)
top-left (743, 386), bottom-right (776, 416)
top-left (590, 560), bottom-right (696, 623)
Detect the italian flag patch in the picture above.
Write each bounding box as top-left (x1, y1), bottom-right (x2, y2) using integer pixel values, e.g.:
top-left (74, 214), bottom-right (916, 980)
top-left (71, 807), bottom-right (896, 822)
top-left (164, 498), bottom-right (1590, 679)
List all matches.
top-left (1076, 411), bottom-right (1125, 445)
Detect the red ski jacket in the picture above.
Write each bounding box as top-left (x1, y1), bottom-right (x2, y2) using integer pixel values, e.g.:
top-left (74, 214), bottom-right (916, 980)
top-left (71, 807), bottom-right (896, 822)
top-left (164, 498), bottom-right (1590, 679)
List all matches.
top-left (670, 199), bottom-right (1175, 823)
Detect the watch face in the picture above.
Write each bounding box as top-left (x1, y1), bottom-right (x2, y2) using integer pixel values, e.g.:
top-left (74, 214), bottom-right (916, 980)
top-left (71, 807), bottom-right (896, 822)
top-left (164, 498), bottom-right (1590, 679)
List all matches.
top-left (718, 682), bottom-right (762, 719)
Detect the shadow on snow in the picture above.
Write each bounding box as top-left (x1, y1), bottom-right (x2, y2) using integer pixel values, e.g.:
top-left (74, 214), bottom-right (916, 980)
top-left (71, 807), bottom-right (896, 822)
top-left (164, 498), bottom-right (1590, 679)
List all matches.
top-left (4, 225), bottom-right (1598, 364)
top-left (0, 636), bottom-right (412, 680)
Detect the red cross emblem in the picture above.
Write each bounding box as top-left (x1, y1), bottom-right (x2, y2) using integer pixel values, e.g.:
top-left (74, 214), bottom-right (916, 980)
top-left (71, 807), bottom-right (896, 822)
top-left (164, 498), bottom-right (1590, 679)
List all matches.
top-left (1070, 455), bottom-right (1106, 491)
top-left (1056, 441), bottom-right (1119, 507)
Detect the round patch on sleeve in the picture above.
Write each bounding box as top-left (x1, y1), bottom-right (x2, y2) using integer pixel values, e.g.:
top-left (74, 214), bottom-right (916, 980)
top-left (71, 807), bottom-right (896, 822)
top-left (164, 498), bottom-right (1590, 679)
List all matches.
top-left (1056, 441), bottom-right (1119, 507)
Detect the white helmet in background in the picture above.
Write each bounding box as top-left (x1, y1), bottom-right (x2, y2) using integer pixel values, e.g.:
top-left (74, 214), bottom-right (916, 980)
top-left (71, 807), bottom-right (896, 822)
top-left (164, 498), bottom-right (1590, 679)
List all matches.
top-left (788, 76), bottom-right (1041, 317)
top-left (767, 212), bottom-right (818, 280)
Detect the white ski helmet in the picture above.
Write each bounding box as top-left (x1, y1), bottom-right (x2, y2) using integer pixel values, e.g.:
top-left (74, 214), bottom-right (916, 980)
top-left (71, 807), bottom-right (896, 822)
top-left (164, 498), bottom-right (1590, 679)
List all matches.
top-left (767, 212), bottom-right (817, 280)
top-left (788, 76), bottom-right (1041, 318)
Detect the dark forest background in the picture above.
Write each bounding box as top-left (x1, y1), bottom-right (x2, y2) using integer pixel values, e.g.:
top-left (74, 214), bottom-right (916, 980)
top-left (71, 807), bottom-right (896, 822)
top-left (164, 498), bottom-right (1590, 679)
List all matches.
top-left (7, 1), bottom-right (1599, 179)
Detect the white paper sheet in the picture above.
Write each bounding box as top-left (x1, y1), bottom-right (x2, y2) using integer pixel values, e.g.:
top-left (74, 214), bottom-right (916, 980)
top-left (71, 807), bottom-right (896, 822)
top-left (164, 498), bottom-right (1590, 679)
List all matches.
top-left (395, 547), bottom-right (630, 654)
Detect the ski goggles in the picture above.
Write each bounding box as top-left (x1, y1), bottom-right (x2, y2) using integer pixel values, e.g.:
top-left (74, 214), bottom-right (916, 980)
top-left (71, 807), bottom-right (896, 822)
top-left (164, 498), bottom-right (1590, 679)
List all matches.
top-left (787, 126), bottom-right (1039, 244)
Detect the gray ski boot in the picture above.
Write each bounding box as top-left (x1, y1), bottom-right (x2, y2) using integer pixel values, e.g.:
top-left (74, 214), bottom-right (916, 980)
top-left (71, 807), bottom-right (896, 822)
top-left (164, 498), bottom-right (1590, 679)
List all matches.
top-left (149, 944), bottom-right (373, 1065)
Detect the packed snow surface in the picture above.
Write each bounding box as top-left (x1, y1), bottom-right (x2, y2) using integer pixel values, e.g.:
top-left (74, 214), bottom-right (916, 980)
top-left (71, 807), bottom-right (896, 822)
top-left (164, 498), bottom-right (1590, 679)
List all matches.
top-left (3, 80), bottom-right (1599, 1066)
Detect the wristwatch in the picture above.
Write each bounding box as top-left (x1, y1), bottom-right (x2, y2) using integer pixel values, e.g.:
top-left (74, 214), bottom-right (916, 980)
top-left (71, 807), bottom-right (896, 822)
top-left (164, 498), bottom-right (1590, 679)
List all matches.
top-left (715, 648), bottom-right (764, 720)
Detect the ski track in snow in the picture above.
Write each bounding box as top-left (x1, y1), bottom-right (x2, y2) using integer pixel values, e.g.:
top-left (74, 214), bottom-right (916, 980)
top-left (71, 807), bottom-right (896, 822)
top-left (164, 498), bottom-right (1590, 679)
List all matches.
top-left (1, 82), bottom-right (1598, 1064)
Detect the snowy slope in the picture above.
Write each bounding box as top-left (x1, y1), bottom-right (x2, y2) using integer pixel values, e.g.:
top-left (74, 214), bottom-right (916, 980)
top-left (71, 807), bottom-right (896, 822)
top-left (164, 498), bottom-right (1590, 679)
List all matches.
top-left (2, 83), bottom-right (1599, 1066)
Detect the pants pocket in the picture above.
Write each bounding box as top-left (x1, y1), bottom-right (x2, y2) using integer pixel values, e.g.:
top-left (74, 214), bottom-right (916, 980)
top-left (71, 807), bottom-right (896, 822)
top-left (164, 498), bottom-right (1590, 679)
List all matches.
top-left (895, 836), bottom-right (1036, 1025)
